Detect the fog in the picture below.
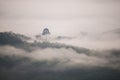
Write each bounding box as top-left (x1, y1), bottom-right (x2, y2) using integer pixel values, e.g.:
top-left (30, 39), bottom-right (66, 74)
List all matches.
top-left (0, 45), bottom-right (119, 70)
top-left (0, 0), bottom-right (120, 36)
top-left (0, 0), bottom-right (120, 79)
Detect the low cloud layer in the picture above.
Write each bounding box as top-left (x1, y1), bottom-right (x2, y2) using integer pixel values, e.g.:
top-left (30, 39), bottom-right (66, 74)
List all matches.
top-left (0, 45), bottom-right (120, 70)
top-left (53, 28), bottom-right (120, 50)
top-left (0, 32), bottom-right (120, 80)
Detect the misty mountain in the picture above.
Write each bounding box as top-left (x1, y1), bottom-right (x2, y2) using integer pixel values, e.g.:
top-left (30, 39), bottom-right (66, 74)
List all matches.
top-left (0, 31), bottom-right (120, 80)
top-left (56, 36), bottom-right (74, 40)
top-left (104, 28), bottom-right (120, 34)
top-left (100, 28), bottom-right (120, 39)
top-left (0, 55), bottom-right (120, 80)
top-left (0, 32), bottom-right (89, 54)
top-left (0, 32), bottom-right (30, 45)
top-left (0, 47), bottom-right (120, 80)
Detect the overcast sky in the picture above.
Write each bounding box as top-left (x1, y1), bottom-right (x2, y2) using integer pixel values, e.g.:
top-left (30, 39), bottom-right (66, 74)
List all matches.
top-left (0, 0), bottom-right (120, 36)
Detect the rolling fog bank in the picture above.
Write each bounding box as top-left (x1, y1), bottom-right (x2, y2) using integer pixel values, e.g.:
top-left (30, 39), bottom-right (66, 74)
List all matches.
top-left (0, 32), bottom-right (120, 80)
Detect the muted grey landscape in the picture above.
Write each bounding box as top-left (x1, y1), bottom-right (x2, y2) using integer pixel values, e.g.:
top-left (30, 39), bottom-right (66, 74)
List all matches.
top-left (0, 32), bottom-right (120, 80)
top-left (0, 0), bottom-right (120, 80)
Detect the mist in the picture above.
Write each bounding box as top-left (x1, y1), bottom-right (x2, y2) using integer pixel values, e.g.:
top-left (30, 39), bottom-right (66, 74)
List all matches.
top-left (0, 42), bottom-right (120, 80)
top-left (0, 43), bottom-right (120, 70)
top-left (0, 0), bottom-right (120, 80)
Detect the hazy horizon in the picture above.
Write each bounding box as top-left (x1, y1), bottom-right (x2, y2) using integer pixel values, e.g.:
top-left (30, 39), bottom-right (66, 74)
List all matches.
top-left (0, 0), bottom-right (120, 50)
top-left (0, 0), bottom-right (120, 80)
top-left (0, 0), bottom-right (120, 36)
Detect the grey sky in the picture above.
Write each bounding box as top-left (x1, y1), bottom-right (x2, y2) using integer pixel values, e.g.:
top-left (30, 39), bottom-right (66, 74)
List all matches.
top-left (0, 0), bottom-right (120, 36)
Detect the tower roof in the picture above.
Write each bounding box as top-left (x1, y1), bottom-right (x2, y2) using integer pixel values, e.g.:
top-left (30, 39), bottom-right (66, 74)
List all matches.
top-left (42, 28), bottom-right (50, 35)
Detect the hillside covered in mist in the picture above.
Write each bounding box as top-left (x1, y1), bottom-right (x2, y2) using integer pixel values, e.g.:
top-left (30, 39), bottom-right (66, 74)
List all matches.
top-left (0, 32), bottom-right (120, 80)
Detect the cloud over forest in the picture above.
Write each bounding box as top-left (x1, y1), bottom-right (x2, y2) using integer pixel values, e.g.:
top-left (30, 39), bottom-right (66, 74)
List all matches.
top-left (0, 32), bottom-right (120, 80)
